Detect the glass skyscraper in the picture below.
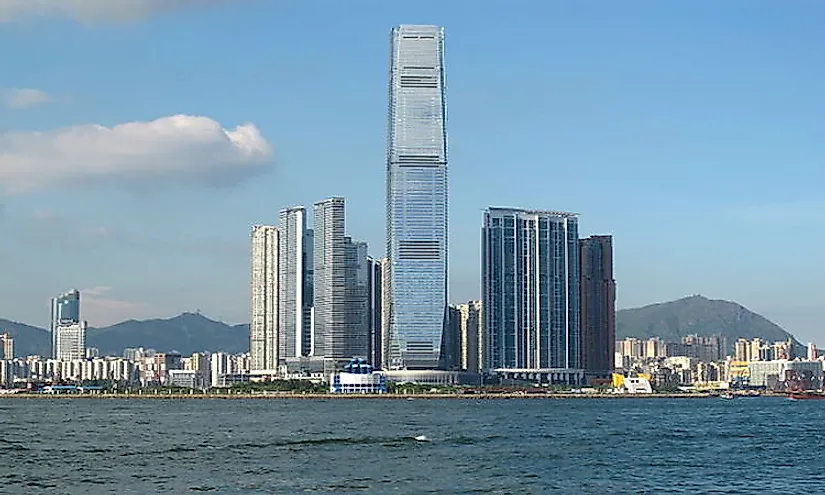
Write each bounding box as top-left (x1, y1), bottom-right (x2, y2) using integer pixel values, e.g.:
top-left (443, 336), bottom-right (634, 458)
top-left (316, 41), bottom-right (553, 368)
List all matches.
top-left (386, 25), bottom-right (448, 370)
top-left (482, 208), bottom-right (582, 377)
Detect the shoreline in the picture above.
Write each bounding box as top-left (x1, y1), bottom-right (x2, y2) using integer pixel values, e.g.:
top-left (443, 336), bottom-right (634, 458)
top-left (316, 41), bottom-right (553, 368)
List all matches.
top-left (0, 392), bottom-right (763, 400)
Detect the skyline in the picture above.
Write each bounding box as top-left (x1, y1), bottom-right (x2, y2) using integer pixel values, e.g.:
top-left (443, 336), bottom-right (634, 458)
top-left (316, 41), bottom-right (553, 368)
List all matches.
top-left (1, 1), bottom-right (823, 343)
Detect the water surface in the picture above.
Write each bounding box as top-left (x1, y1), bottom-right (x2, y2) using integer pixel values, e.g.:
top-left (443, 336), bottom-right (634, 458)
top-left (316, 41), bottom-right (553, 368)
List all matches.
top-left (0, 397), bottom-right (820, 494)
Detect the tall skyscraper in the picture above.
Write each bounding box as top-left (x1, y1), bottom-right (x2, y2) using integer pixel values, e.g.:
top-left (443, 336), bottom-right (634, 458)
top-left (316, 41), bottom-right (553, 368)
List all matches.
top-left (482, 208), bottom-right (582, 383)
top-left (51, 289), bottom-right (80, 358)
top-left (250, 225), bottom-right (279, 371)
top-left (313, 198), bottom-right (369, 366)
top-left (278, 207), bottom-right (313, 361)
top-left (580, 236), bottom-right (616, 377)
top-left (386, 24), bottom-right (449, 370)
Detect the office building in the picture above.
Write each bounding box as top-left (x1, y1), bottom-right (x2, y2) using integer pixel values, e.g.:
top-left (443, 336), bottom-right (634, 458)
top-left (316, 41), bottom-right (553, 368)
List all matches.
top-left (51, 289), bottom-right (80, 358)
top-left (278, 207), bottom-right (314, 360)
top-left (0, 333), bottom-right (13, 360)
top-left (54, 321), bottom-right (87, 361)
top-left (249, 225), bottom-right (279, 371)
top-left (386, 24), bottom-right (449, 370)
top-left (580, 236), bottom-right (616, 378)
top-left (313, 198), bottom-right (369, 366)
top-left (482, 208), bottom-right (583, 384)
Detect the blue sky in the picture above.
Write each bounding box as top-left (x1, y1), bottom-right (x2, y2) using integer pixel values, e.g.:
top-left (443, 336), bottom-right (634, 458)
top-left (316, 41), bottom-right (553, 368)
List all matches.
top-left (1, 1), bottom-right (823, 343)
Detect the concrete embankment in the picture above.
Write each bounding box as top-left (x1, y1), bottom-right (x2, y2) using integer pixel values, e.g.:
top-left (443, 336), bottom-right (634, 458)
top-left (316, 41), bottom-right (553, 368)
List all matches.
top-left (0, 392), bottom-right (720, 400)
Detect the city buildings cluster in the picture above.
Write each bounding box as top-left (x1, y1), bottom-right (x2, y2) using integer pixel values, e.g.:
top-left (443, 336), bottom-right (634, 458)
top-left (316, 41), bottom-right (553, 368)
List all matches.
top-left (616, 335), bottom-right (825, 391)
top-left (248, 25), bottom-right (616, 387)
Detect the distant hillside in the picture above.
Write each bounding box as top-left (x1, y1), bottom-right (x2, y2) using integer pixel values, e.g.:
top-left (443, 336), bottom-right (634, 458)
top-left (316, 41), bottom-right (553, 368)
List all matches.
top-left (0, 313), bottom-right (249, 358)
top-left (616, 295), bottom-right (799, 346)
top-left (0, 319), bottom-right (50, 357)
top-left (87, 313), bottom-right (248, 356)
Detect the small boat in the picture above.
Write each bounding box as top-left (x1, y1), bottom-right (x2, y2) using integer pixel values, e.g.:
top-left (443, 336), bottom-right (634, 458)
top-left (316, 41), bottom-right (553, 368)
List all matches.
top-left (719, 392), bottom-right (735, 400)
top-left (788, 392), bottom-right (825, 400)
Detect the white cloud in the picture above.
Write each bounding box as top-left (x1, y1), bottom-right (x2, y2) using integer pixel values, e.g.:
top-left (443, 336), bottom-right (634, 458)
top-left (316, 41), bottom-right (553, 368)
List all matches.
top-left (3, 88), bottom-right (51, 108)
top-left (0, 0), bottom-right (226, 23)
top-left (0, 114), bottom-right (273, 193)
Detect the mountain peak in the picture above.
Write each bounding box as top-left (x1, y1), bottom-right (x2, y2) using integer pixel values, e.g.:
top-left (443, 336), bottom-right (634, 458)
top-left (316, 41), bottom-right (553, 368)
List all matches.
top-left (617, 296), bottom-right (797, 345)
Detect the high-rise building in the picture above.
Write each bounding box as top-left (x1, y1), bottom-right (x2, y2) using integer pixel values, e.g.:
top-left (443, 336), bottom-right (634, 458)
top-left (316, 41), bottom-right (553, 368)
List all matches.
top-left (313, 198), bottom-right (369, 366)
top-left (278, 207), bottom-right (314, 360)
top-left (51, 289), bottom-right (80, 358)
top-left (366, 256), bottom-right (384, 368)
top-left (54, 321), bottom-right (86, 361)
top-left (0, 333), bottom-right (13, 360)
top-left (457, 300), bottom-right (483, 373)
top-left (482, 208), bottom-right (582, 383)
top-left (580, 235), bottom-right (616, 378)
top-left (386, 24), bottom-right (449, 370)
top-left (442, 305), bottom-right (461, 370)
top-left (250, 225), bottom-right (279, 371)
top-left (380, 257), bottom-right (392, 370)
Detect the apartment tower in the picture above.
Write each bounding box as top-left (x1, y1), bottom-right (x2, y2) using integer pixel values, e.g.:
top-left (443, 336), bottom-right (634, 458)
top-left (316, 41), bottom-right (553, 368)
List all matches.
top-left (249, 225), bottom-right (279, 371)
top-left (579, 235), bottom-right (616, 378)
top-left (482, 208), bottom-right (583, 384)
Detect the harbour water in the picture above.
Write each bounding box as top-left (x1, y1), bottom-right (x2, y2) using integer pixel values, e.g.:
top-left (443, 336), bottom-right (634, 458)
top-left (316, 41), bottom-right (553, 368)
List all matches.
top-left (2, 397), bottom-right (824, 494)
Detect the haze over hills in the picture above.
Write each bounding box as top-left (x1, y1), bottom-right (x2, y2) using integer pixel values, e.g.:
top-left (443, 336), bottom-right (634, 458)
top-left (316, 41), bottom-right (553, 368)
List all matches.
top-left (0, 295), bottom-right (801, 358)
top-left (0, 313), bottom-right (248, 358)
top-left (616, 295), bottom-right (800, 346)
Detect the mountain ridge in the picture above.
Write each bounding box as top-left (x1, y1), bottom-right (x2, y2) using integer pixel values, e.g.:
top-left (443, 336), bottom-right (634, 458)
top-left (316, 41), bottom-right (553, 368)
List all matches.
top-left (1, 295), bottom-right (800, 358)
top-left (616, 294), bottom-right (799, 346)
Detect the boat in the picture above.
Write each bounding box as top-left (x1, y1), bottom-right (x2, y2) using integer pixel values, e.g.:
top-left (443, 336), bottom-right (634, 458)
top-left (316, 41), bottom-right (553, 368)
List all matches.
top-left (719, 392), bottom-right (735, 400)
top-left (787, 392), bottom-right (825, 400)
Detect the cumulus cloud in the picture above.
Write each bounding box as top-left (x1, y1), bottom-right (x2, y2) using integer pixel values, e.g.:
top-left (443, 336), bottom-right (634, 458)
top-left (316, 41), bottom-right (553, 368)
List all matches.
top-left (0, 114), bottom-right (273, 193)
top-left (0, 0), bottom-right (227, 23)
top-left (3, 88), bottom-right (51, 108)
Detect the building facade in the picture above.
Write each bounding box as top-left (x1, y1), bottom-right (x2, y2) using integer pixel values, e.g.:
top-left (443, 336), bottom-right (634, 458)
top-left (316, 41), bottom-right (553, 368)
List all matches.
top-left (457, 301), bottom-right (483, 373)
top-left (580, 236), bottom-right (616, 377)
top-left (54, 322), bottom-right (86, 361)
top-left (366, 257), bottom-right (384, 368)
top-left (51, 289), bottom-right (80, 359)
top-left (278, 207), bottom-right (314, 361)
top-left (313, 198), bottom-right (369, 366)
top-left (0, 333), bottom-right (13, 360)
top-left (250, 225), bottom-right (279, 371)
top-left (482, 208), bottom-right (582, 378)
top-left (386, 24), bottom-right (449, 370)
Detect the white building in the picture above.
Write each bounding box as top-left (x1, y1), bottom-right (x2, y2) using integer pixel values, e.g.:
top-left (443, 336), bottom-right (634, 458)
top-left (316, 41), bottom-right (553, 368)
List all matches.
top-left (250, 225), bottom-right (279, 372)
top-left (54, 322), bottom-right (86, 361)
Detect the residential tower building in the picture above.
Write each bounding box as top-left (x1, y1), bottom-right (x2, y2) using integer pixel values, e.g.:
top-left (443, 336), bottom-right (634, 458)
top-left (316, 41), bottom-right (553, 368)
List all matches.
top-left (278, 207), bottom-right (314, 361)
top-left (249, 225), bottom-right (279, 371)
top-left (482, 208), bottom-right (583, 384)
top-left (580, 235), bottom-right (616, 378)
